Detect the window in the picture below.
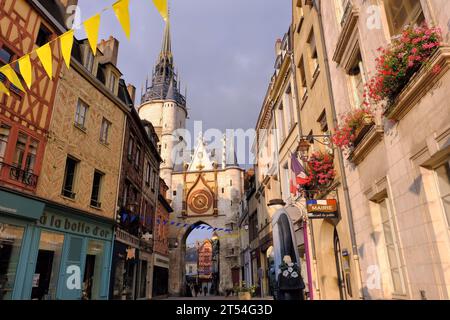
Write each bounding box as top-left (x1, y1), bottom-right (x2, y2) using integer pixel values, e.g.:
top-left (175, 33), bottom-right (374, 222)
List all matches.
top-left (100, 118), bottom-right (111, 144)
top-left (348, 52), bottom-right (366, 109)
top-left (127, 137), bottom-right (134, 161)
top-left (145, 162), bottom-right (151, 186)
top-left (13, 133), bottom-right (38, 173)
top-left (109, 73), bottom-right (117, 93)
top-left (384, 0), bottom-right (425, 36)
top-left (0, 224), bottom-right (25, 300)
top-left (36, 24), bottom-right (52, 47)
top-left (277, 103), bottom-right (286, 142)
top-left (62, 156), bottom-right (79, 199)
top-left (90, 170), bottom-right (104, 208)
top-left (318, 111), bottom-right (328, 133)
top-left (308, 30), bottom-right (320, 77)
top-left (0, 46), bottom-right (21, 93)
top-left (123, 182), bottom-right (129, 206)
top-left (284, 86), bottom-right (294, 131)
top-left (135, 146), bottom-right (141, 169)
top-left (75, 99), bottom-right (88, 129)
top-left (0, 124), bottom-right (11, 164)
top-left (85, 50), bottom-right (95, 73)
top-left (379, 197), bottom-right (405, 294)
top-left (435, 161), bottom-right (450, 227)
top-left (151, 169), bottom-right (157, 190)
top-left (0, 46), bottom-right (13, 66)
top-left (298, 58), bottom-right (308, 100)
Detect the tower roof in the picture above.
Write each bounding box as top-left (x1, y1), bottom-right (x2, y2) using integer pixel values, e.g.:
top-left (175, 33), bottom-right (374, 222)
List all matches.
top-left (140, 18), bottom-right (186, 107)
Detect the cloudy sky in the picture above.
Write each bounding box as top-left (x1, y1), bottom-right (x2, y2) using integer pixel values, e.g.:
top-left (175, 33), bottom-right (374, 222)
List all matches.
top-left (77, 0), bottom-right (291, 133)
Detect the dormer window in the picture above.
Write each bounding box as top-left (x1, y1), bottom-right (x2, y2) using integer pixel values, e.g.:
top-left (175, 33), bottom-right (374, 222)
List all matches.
top-left (85, 50), bottom-right (94, 73)
top-left (109, 72), bottom-right (117, 94)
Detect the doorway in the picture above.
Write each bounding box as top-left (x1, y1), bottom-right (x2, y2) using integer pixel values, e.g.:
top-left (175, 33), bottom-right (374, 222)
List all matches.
top-left (31, 231), bottom-right (64, 300)
top-left (333, 228), bottom-right (347, 300)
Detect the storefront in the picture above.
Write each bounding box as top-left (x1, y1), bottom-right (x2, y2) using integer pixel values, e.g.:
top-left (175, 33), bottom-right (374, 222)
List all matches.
top-left (0, 190), bottom-right (114, 300)
top-left (110, 229), bottom-right (140, 300)
top-left (152, 253), bottom-right (169, 297)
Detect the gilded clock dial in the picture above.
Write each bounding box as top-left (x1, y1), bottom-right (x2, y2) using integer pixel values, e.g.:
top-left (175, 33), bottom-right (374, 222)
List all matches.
top-left (188, 190), bottom-right (213, 214)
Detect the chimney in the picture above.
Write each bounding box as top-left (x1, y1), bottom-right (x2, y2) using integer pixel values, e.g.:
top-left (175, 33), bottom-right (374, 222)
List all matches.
top-left (97, 36), bottom-right (120, 66)
top-left (275, 38), bottom-right (282, 56)
top-left (127, 84), bottom-right (136, 105)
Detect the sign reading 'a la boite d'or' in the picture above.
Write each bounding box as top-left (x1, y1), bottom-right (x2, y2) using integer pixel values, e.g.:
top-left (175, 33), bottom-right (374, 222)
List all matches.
top-left (307, 199), bottom-right (338, 219)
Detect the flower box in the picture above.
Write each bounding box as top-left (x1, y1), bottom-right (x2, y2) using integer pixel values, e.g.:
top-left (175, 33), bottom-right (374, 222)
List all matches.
top-left (383, 46), bottom-right (450, 120)
top-left (367, 24), bottom-right (443, 119)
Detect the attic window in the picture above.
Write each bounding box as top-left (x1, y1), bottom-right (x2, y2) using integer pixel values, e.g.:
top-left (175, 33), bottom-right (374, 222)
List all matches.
top-left (109, 73), bottom-right (117, 93)
top-left (36, 24), bottom-right (52, 47)
top-left (85, 50), bottom-right (95, 73)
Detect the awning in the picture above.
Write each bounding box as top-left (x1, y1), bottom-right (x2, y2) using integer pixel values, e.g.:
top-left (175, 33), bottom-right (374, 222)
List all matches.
top-left (0, 190), bottom-right (45, 220)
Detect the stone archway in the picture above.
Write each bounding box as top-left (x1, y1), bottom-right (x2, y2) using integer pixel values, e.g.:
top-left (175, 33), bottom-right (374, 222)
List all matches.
top-left (168, 221), bottom-right (220, 296)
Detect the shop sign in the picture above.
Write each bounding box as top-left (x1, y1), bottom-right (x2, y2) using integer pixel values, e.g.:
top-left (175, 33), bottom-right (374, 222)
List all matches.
top-left (306, 199), bottom-right (338, 219)
top-left (38, 213), bottom-right (112, 240)
top-left (0, 190), bottom-right (45, 220)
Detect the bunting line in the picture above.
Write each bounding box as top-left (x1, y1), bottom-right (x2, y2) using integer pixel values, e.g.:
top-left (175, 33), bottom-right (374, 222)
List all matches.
top-left (0, 0), bottom-right (168, 95)
top-left (155, 218), bottom-right (233, 234)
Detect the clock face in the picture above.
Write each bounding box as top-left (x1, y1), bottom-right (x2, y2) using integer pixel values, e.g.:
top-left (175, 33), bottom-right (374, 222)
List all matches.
top-left (188, 190), bottom-right (213, 214)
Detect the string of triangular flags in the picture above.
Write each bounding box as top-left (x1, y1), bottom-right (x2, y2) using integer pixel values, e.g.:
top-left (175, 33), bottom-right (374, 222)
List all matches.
top-left (0, 0), bottom-right (168, 96)
top-left (119, 209), bottom-right (233, 234)
top-left (156, 218), bottom-right (234, 234)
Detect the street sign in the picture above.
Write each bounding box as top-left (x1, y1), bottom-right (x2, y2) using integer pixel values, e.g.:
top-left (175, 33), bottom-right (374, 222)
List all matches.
top-left (306, 199), bottom-right (338, 219)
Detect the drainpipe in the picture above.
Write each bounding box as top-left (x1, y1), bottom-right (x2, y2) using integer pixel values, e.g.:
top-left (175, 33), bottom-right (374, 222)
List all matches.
top-left (288, 37), bottom-right (317, 300)
top-left (315, 0), bottom-right (364, 299)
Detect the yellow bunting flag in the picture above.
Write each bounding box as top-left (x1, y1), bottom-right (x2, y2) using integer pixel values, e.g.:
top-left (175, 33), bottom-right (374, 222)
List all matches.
top-left (113, 0), bottom-right (131, 39)
top-left (36, 43), bottom-right (53, 79)
top-left (18, 55), bottom-right (32, 89)
top-left (84, 14), bottom-right (101, 54)
top-left (0, 64), bottom-right (25, 92)
top-left (152, 0), bottom-right (168, 21)
top-left (60, 30), bottom-right (75, 69)
top-left (0, 81), bottom-right (10, 96)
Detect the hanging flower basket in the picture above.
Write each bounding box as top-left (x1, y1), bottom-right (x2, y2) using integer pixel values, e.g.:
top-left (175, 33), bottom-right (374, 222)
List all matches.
top-left (300, 151), bottom-right (336, 198)
top-left (367, 23), bottom-right (442, 109)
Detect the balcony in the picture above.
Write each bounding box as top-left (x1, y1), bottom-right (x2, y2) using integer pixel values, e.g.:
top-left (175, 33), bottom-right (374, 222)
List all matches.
top-left (0, 162), bottom-right (39, 189)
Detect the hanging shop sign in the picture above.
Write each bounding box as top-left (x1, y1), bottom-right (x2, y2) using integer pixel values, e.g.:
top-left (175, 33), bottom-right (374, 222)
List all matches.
top-left (306, 199), bottom-right (338, 219)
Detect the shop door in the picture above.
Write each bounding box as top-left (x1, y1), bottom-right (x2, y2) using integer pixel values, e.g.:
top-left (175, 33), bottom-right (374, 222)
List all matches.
top-left (333, 229), bottom-right (347, 300)
top-left (231, 268), bottom-right (240, 287)
top-left (57, 235), bottom-right (86, 300)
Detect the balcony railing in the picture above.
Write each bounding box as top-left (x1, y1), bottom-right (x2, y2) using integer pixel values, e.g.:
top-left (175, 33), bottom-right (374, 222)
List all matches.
top-left (0, 162), bottom-right (38, 188)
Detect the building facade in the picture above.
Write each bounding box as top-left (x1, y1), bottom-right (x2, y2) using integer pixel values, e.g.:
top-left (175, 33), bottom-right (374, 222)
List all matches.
top-left (319, 0), bottom-right (450, 300)
top-left (111, 78), bottom-right (161, 300)
top-left (0, 0), bottom-right (102, 300)
top-left (152, 177), bottom-right (173, 298)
